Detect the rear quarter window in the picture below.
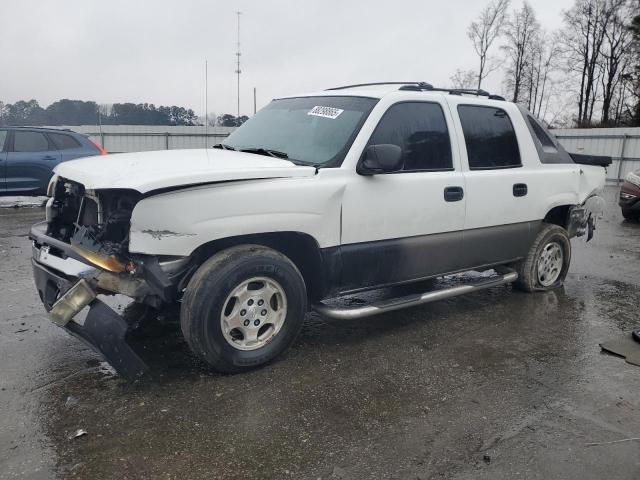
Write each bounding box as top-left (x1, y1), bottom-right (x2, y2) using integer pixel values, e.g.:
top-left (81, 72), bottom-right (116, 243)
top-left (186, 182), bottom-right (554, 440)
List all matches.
top-left (48, 132), bottom-right (82, 150)
top-left (458, 105), bottom-right (521, 170)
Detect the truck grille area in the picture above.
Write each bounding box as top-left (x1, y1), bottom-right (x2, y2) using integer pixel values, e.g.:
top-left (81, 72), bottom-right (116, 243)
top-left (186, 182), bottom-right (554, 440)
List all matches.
top-left (47, 177), bottom-right (141, 257)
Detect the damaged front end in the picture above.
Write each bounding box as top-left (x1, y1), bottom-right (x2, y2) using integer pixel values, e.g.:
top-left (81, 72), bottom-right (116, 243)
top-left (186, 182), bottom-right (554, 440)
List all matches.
top-left (30, 177), bottom-right (192, 379)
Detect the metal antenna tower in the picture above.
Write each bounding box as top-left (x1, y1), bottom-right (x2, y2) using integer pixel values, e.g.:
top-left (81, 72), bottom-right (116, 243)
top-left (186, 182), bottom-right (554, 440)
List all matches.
top-left (235, 11), bottom-right (242, 126)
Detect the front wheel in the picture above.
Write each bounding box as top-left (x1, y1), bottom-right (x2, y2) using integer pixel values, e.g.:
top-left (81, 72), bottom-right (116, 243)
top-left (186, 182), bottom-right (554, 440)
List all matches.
top-left (180, 245), bottom-right (307, 373)
top-left (513, 224), bottom-right (571, 292)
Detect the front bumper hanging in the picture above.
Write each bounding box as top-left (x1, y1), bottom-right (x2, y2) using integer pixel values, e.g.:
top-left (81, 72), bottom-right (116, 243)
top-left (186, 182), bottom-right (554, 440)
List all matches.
top-left (32, 249), bottom-right (148, 381)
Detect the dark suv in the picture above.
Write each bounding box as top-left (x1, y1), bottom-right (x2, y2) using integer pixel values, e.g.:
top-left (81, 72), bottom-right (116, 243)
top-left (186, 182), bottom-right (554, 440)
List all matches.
top-left (619, 169), bottom-right (640, 221)
top-left (0, 127), bottom-right (106, 196)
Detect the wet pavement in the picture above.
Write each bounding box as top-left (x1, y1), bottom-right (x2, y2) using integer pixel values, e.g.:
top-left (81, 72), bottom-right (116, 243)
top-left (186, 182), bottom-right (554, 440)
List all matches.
top-left (1, 187), bottom-right (639, 479)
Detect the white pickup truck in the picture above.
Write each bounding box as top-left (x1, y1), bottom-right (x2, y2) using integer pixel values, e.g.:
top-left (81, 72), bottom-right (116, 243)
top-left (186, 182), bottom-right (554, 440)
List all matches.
top-left (30, 82), bottom-right (609, 378)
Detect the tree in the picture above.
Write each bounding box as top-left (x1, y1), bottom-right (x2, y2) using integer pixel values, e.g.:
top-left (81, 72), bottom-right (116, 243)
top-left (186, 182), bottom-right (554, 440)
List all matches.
top-left (0, 102), bottom-right (7, 125)
top-left (216, 114), bottom-right (248, 127)
top-left (46, 99), bottom-right (99, 125)
top-left (449, 69), bottom-right (477, 89)
top-left (502, 2), bottom-right (540, 103)
top-left (467, 0), bottom-right (510, 90)
top-left (627, 3), bottom-right (640, 125)
top-left (598, 5), bottom-right (631, 123)
top-left (3, 99), bottom-right (46, 125)
top-left (559, 0), bottom-right (627, 126)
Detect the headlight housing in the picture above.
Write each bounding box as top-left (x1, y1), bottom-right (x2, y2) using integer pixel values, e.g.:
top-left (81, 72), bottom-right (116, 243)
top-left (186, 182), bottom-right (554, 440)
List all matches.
top-left (46, 174), bottom-right (58, 197)
top-left (620, 191), bottom-right (636, 200)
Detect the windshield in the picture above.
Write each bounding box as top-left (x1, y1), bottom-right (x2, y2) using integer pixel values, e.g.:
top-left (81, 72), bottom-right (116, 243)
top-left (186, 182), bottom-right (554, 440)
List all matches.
top-left (222, 96), bottom-right (378, 166)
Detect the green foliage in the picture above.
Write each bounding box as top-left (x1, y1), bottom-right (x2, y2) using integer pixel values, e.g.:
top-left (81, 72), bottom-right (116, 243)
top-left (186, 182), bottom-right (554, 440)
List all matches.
top-left (216, 114), bottom-right (249, 126)
top-left (0, 99), bottom-right (200, 126)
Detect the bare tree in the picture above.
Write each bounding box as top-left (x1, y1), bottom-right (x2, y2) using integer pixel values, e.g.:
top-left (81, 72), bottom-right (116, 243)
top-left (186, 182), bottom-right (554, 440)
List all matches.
top-left (631, 2), bottom-right (640, 124)
top-left (502, 2), bottom-right (540, 103)
top-left (449, 69), bottom-right (477, 89)
top-left (559, 0), bottom-right (626, 126)
top-left (532, 38), bottom-right (562, 117)
top-left (467, 0), bottom-right (510, 90)
top-left (599, 7), bottom-right (630, 124)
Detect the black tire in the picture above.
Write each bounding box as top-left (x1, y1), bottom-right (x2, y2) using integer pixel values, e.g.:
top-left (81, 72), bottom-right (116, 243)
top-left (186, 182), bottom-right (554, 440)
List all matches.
top-left (180, 245), bottom-right (307, 373)
top-left (622, 209), bottom-right (638, 222)
top-left (513, 224), bottom-right (571, 292)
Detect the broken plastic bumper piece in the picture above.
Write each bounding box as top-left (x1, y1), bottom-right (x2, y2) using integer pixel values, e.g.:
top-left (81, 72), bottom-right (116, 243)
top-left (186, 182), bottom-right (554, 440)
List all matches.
top-left (31, 257), bottom-right (148, 381)
top-left (49, 279), bottom-right (96, 326)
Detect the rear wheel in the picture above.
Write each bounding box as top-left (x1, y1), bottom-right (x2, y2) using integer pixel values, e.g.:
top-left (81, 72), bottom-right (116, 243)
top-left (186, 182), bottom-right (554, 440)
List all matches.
top-left (514, 224), bottom-right (571, 292)
top-left (180, 245), bottom-right (307, 373)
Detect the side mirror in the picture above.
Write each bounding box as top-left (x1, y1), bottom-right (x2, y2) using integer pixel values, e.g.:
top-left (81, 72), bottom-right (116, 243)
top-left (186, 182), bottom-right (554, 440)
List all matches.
top-left (358, 144), bottom-right (403, 175)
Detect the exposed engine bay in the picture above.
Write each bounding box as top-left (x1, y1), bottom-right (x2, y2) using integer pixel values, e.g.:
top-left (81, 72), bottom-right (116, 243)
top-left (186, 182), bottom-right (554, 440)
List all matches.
top-left (46, 177), bottom-right (141, 261)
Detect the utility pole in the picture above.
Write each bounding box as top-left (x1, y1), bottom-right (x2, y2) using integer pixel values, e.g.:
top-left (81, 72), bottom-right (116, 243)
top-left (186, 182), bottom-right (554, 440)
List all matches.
top-left (253, 87), bottom-right (257, 114)
top-left (235, 11), bottom-right (242, 126)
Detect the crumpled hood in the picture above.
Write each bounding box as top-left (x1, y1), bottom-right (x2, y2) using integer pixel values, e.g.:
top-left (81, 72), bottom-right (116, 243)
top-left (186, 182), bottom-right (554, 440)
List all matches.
top-left (53, 148), bottom-right (316, 193)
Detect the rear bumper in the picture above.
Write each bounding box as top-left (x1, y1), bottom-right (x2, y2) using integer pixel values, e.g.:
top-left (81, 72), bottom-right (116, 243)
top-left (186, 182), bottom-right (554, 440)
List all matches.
top-left (30, 223), bottom-right (149, 379)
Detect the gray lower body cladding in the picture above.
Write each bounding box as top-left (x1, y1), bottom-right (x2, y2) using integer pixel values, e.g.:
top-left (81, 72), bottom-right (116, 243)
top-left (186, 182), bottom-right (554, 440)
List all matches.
top-left (331, 221), bottom-right (540, 294)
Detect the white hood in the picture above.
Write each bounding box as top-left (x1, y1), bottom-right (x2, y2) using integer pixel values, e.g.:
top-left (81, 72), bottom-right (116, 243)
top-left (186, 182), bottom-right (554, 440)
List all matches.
top-left (53, 148), bottom-right (316, 193)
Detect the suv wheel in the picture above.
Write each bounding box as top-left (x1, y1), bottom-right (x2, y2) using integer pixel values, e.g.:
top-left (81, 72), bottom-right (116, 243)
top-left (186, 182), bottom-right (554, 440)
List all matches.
top-left (513, 224), bottom-right (571, 292)
top-left (180, 245), bottom-right (307, 373)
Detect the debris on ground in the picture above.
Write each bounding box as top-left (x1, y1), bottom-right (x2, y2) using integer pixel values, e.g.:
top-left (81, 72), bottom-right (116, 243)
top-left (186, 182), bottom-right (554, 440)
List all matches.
top-left (65, 396), bottom-right (79, 409)
top-left (600, 333), bottom-right (640, 366)
top-left (585, 437), bottom-right (640, 447)
top-left (68, 429), bottom-right (87, 440)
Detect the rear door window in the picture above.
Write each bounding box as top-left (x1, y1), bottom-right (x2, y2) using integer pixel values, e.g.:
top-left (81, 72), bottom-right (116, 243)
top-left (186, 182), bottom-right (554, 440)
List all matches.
top-left (0, 130), bottom-right (7, 151)
top-left (368, 102), bottom-right (453, 171)
top-left (458, 105), bottom-right (521, 170)
top-left (48, 132), bottom-right (81, 150)
top-left (13, 131), bottom-right (50, 152)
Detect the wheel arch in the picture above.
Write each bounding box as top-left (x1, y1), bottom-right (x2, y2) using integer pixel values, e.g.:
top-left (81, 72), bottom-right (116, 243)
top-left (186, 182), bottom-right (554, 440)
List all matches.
top-left (189, 231), bottom-right (328, 301)
top-left (543, 205), bottom-right (572, 230)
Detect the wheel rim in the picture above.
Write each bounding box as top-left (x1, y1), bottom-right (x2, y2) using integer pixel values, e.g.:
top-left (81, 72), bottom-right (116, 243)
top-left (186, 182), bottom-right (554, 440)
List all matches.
top-left (537, 241), bottom-right (564, 287)
top-left (220, 277), bottom-right (288, 351)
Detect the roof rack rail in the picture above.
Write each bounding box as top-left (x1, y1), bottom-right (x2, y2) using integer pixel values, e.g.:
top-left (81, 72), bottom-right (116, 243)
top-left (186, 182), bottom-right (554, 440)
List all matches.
top-left (326, 82), bottom-right (433, 91)
top-left (326, 82), bottom-right (505, 100)
top-left (9, 125), bottom-right (74, 131)
top-left (399, 84), bottom-right (505, 101)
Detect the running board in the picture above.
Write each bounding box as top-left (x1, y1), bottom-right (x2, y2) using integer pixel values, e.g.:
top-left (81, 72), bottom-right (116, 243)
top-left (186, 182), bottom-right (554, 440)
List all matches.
top-left (312, 270), bottom-right (518, 320)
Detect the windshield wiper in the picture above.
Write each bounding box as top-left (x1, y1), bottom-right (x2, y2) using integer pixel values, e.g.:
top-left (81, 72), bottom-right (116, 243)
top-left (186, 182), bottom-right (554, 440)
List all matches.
top-left (238, 147), bottom-right (289, 159)
top-left (213, 143), bottom-right (236, 151)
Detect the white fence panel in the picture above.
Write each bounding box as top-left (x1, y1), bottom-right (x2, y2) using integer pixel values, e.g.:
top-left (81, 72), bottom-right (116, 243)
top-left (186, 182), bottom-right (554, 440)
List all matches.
top-left (554, 128), bottom-right (640, 182)
top-left (44, 125), bottom-right (236, 153)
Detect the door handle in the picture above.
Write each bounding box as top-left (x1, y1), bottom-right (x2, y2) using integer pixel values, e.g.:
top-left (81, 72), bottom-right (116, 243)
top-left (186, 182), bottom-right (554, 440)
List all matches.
top-left (444, 186), bottom-right (464, 202)
top-left (513, 183), bottom-right (528, 197)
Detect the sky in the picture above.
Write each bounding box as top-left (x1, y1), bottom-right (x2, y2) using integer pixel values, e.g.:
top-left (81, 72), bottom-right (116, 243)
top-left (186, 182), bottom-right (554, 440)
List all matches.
top-left (1, 0), bottom-right (575, 117)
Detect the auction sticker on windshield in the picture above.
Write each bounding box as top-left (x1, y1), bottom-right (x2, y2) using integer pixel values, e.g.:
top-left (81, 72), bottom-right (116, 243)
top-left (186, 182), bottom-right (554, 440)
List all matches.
top-left (308, 106), bottom-right (344, 119)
